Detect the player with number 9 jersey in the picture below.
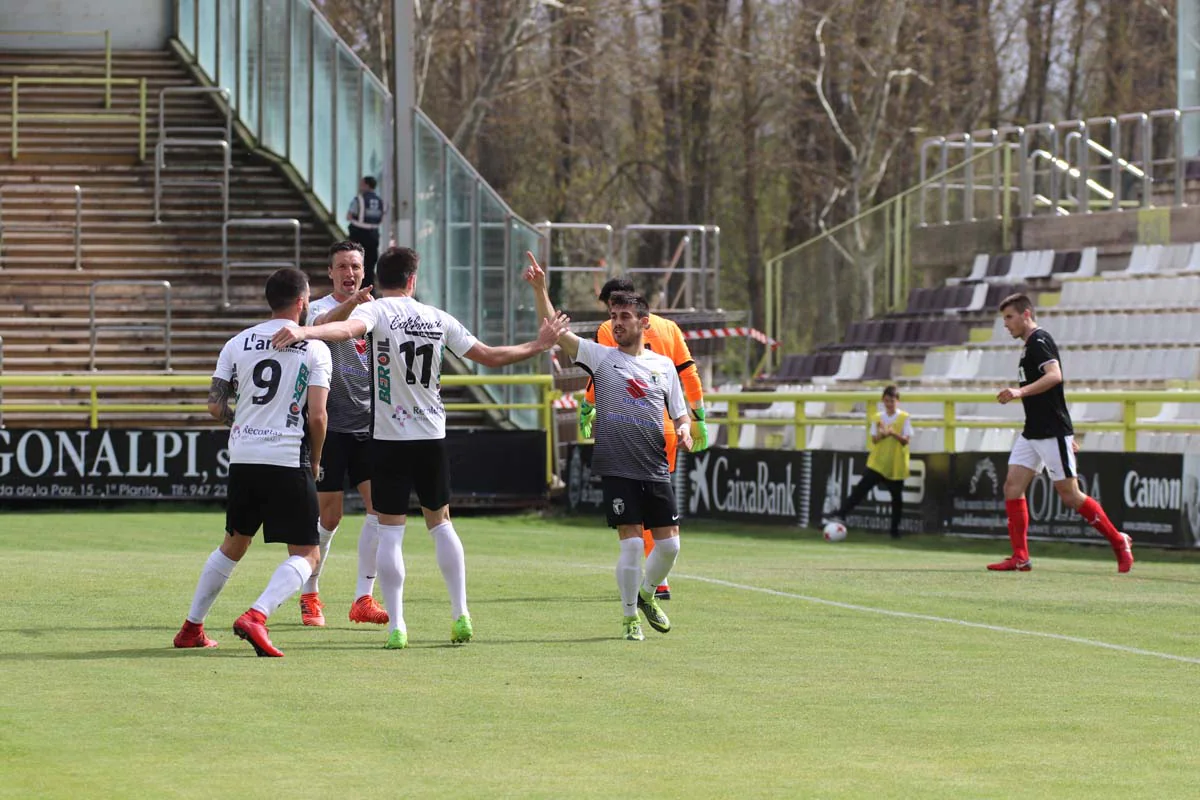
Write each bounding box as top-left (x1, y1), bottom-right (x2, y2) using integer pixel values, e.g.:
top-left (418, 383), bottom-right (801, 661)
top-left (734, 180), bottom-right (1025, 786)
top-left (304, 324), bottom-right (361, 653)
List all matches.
top-left (214, 322), bottom-right (332, 468)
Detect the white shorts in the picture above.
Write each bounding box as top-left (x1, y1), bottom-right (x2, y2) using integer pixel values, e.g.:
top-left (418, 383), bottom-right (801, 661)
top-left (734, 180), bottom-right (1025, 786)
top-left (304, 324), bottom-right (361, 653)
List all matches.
top-left (1009, 434), bottom-right (1076, 482)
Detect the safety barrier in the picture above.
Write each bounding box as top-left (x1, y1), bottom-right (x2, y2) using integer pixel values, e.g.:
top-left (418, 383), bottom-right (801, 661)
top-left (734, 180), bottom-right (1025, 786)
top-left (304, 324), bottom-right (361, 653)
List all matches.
top-left (88, 281), bottom-right (173, 373)
top-left (154, 138), bottom-right (230, 223)
top-left (220, 218), bottom-right (300, 308)
top-left (5, 75), bottom-right (147, 160)
top-left (0, 373), bottom-right (561, 485)
top-left (703, 389), bottom-right (1200, 453)
top-left (0, 30), bottom-right (112, 106)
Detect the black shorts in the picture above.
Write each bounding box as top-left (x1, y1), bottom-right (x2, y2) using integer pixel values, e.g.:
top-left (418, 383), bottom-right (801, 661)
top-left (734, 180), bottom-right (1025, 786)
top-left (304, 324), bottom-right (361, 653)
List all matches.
top-left (316, 430), bottom-right (372, 492)
top-left (602, 476), bottom-right (678, 529)
top-left (371, 439), bottom-right (451, 515)
top-left (225, 464), bottom-right (319, 545)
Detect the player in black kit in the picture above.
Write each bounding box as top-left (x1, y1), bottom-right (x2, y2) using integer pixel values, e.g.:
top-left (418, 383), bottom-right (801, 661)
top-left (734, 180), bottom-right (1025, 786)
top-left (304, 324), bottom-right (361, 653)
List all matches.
top-left (987, 293), bottom-right (1133, 573)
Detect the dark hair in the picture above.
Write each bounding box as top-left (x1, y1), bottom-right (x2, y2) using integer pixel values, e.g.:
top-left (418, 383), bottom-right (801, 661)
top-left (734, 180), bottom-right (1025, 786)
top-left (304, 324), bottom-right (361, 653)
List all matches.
top-left (882, 384), bottom-right (900, 400)
top-left (265, 268), bottom-right (309, 311)
top-left (607, 291), bottom-right (650, 319)
top-left (361, 175), bottom-right (377, 190)
top-left (998, 292), bottom-right (1035, 317)
top-left (328, 239), bottom-right (365, 265)
top-left (375, 246), bottom-right (419, 290)
top-left (598, 277), bottom-right (636, 304)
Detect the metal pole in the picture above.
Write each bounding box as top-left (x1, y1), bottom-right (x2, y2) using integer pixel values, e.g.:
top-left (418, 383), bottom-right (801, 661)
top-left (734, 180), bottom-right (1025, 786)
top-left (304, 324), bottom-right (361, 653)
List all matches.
top-left (293, 218), bottom-right (301, 269)
top-left (193, 0), bottom-right (200, 62)
top-left (74, 184), bottom-right (82, 270)
top-left (1112, 121), bottom-right (1122, 211)
top-left (164, 281), bottom-right (173, 373)
top-left (284, 0), bottom-right (292, 160)
top-left (221, 221), bottom-right (230, 308)
top-left (89, 284), bottom-right (98, 371)
top-left (214, 0), bottom-right (222, 87)
top-left (712, 226), bottom-right (720, 309)
top-left (1175, 111), bottom-right (1185, 206)
top-left (222, 140), bottom-right (230, 221)
top-left (12, 77), bottom-right (18, 160)
top-left (1141, 114), bottom-right (1152, 207)
top-left (332, 47), bottom-right (339, 216)
top-left (234, 0), bottom-right (242, 114)
top-left (963, 132), bottom-right (975, 221)
top-left (938, 141), bottom-right (949, 224)
top-left (154, 141), bottom-right (162, 222)
top-left (307, 6), bottom-right (315, 187)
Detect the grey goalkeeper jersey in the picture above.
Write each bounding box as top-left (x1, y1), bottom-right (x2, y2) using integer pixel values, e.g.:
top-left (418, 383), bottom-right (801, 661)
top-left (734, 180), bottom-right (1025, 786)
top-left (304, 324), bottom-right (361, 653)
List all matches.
top-left (309, 293), bottom-right (372, 433)
top-left (574, 338), bottom-right (687, 483)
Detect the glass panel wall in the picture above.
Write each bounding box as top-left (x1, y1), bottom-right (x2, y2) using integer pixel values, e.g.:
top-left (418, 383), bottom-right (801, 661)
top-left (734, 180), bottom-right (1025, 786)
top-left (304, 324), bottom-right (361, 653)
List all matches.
top-left (310, 19), bottom-right (336, 211)
top-left (217, 0), bottom-right (236, 93)
top-left (196, 0), bottom-right (216, 77)
top-left (288, 1), bottom-right (311, 181)
top-left (179, 0), bottom-right (195, 55)
top-left (446, 159), bottom-right (476, 333)
top-left (362, 82), bottom-right (388, 193)
top-left (414, 115), bottom-right (445, 308)
top-left (237, 0), bottom-right (260, 138)
top-left (335, 50), bottom-right (362, 222)
top-left (260, 0), bottom-right (289, 155)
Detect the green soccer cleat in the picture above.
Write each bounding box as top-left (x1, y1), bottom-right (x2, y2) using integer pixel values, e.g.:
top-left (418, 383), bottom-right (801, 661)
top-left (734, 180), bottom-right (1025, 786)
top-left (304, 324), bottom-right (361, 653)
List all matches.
top-left (637, 589), bottom-right (671, 634)
top-left (384, 629), bottom-right (408, 650)
top-left (451, 614), bottom-right (473, 644)
top-left (622, 615), bottom-right (645, 641)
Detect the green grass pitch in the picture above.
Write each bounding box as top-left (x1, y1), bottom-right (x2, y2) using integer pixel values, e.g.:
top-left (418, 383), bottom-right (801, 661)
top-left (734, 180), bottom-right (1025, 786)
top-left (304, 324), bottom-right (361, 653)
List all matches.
top-left (3, 510), bottom-right (1200, 799)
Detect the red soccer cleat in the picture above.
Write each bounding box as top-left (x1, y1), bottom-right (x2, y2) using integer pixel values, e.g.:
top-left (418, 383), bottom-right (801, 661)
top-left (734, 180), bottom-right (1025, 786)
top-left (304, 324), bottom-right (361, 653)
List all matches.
top-left (233, 609), bottom-right (284, 657)
top-left (987, 556), bottom-right (1032, 572)
top-left (654, 584), bottom-right (671, 601)
top-left (299, 592), bottom-right (325, 627)
top-left (349, 594), bottom-right (389, 625)
top-left (1115, 532), bottom-right (1134, 574)
top-left (174, 620), bottom-right (218, 649)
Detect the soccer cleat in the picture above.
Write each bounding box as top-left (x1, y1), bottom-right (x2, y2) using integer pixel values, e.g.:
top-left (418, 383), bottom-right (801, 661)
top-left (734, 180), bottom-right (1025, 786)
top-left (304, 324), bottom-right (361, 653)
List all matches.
top-left (349, 595), bottom-right (389, 625)
top-left (299, 592), bottom-right (325, 627)
top-left (1115, 532), bottom-right (1134, 574)
top-left (173, 620), bottom-right (218, 649)
top-left (384, 629), bottom-right (409, 650)
top-left (451, 614), bottom-right (473, 644)
top-left (987, 556), bottom-right (1033, 572)
top-left (655, 584), bottom-right (671, 601)
top-left (638, 589), bottom-right (672, 633)
top-left (622, 615), bottom-right (645, 641)
top-left (233, 610), bottom-right (284, 657)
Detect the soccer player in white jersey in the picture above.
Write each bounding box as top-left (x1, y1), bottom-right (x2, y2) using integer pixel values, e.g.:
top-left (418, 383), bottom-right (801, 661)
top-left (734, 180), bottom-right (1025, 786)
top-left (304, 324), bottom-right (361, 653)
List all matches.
top-left (524, 260), bottom-right (693, 641)
top-left (271, 246), bottom-right (569, 648)
top-left (296, 240), bottom-right (388, 628)
top-left (173, 268), bottom-right (333, 657)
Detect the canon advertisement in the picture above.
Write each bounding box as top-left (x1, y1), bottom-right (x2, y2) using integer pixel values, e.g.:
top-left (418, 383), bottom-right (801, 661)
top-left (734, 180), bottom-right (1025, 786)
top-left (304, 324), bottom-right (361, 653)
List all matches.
top-left (561, 445), bottom-right (1200, 548)
top-left (0, 428), bottom-right (547, 504)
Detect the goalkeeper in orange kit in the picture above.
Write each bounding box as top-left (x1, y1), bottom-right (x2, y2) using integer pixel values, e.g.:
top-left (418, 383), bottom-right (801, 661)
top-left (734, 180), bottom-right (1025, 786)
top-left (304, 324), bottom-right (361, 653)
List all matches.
top-left (579, 277), bottom-right (710, 600)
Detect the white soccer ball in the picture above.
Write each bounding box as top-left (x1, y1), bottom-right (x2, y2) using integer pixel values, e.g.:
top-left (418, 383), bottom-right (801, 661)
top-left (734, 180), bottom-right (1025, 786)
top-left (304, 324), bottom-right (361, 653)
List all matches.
top-left (823, 521), bottom-right (847, 542)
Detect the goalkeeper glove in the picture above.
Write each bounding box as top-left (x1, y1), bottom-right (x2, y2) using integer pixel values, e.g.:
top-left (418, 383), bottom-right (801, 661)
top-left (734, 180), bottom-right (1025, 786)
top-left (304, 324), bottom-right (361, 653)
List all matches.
top-left (691, 407), bottom-right (709, 452)
top-left (578, 398), bottom-right (596, 439)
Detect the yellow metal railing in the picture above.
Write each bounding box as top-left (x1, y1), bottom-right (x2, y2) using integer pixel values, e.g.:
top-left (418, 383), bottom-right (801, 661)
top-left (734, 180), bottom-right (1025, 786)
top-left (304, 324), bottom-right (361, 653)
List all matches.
top-left (762, 147), bottom-right (1004, 374)
top-left (697, 389), bottom-right (1200, 453)
top-left (4, 76), bottom-right (148, 161)
top-left (0, 30), bottom-right (113, 106)
top-left (0, 373), bottom-right (561, 485)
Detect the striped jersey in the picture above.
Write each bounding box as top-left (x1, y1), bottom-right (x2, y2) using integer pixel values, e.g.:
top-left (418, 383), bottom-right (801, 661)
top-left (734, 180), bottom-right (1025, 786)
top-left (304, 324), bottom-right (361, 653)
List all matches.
top-left (574, 338), bottom-right (686, 482)
top-left (309, 293), bottom-right (372, 433)
top-left (350, 295), bottom-right (478, 441)
top-left (213, 319), bottom-right (331, 468)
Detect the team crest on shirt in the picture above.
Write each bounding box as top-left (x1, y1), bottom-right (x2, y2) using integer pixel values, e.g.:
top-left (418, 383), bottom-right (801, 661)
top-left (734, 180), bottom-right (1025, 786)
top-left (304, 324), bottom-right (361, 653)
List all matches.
top-left (612, 497), bottom-right (625, 515)
top-left (391, 406), bottom-right (411, 428)
top-left (354, 338), bottom-right (370, 368)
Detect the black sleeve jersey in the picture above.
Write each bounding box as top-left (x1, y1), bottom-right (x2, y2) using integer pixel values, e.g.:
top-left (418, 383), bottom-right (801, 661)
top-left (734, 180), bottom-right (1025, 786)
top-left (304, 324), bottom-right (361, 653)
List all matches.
top-left (1018, 328), bottom-right (1073, 439)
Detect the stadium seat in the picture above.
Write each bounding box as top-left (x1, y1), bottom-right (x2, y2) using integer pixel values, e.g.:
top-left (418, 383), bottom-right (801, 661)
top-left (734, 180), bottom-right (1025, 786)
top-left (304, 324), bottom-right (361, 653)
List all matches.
top-left (947, 253), bottom-right (991, 285)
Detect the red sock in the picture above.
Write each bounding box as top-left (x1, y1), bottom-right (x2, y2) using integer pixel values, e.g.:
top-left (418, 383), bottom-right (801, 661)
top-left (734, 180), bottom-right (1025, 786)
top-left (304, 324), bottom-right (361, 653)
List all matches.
top-left (1078, 497), bottom-right (1123, 547)
top-left (1006, 498), bottom-right (1029, 560)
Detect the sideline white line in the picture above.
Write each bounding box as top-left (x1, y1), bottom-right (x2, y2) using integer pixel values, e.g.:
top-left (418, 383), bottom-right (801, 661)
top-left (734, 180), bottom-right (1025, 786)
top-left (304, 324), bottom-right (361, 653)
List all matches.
top-left (678, 573), bottom-right (1200, 666)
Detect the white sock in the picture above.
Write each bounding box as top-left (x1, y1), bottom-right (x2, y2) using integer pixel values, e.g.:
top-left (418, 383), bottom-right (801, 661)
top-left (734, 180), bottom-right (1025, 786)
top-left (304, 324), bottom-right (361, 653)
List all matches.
top-left (376, 524), bottom-right (407, 634)
top-left (251, 555), bottom-right (313, 618)
top-left (302, 522), bottom-right (338, 594)
top-left (355, 514), bottom-right (380, 598)
top-left (429, 521), bottom-right (468, 620)
top-left (641, 535), bottom-right (680, 595)
top-left (186, 549), bottom-right (238, 624)
top-left (616, 537), bottom-right (643, 618)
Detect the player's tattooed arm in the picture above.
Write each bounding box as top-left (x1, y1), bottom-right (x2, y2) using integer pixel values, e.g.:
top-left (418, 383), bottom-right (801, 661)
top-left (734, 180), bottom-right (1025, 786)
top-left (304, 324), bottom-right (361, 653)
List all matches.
top-left (207, 378), bottom-right (235, 427)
